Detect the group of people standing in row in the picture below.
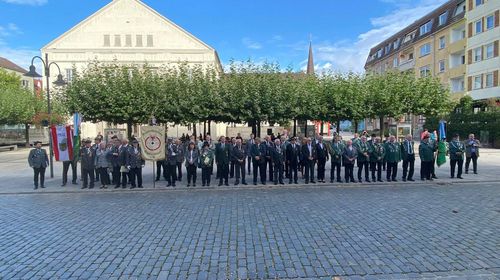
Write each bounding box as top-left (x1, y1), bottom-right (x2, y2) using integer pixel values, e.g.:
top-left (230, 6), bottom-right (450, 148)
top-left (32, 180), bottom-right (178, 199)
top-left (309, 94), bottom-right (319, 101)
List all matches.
top-left (28, 131), bottom-right (481, 190)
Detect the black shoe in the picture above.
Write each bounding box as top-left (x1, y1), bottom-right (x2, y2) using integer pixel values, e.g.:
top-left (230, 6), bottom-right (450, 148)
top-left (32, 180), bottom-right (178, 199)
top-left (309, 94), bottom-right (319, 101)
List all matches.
top-left (392, 179), bottom-right (398, 182)
top-left (61, 183), bottom-right (66, 187)
top-left (432, 175), bottom-right (438, 179)
top-left (366, 179), bottom-right (371, 183)
top-left (187, 184), bottom-right (190, 187)
top-left (242, 182), bottom-right (248, 185)
top-left (138, 186), bottom-right (143, 188)
top-left (310, 181), bottom-right (316, 184)
top-left (155, 178), bottom-right (160, 181)
top-left (114, 185), bottom-right (120, 189)
top-left (81, 186), bottom-right (87, 189)
top-left (305, 181), bottom-right (309, 184)
top-left (218, 183), bottom-right (223, 186)
top-left (202, 184), bottom-right (206, 187)
top-left (450, 176), bottom-right (454, 179)
top-left (408, 178), bottom-right (414, 181)
top-left (122, 186), bottom-right (127, 189)
top-left (386, 179), bottom-right (391, 182)
top-left (235, 182), bottom-right (239, 186)
top-left (428, 178), bottom-right (433, 181)
top-left (377, 179), bottom-right (383, 182)
top-left (295, 181), bottom-right (299, 184)
top-left (40, 186), bottom-right (45, 188)
top-left (473, 172), bottom-right (478, 174)
top-left (465, 171), bottom-right (468, 174)
top-left (72, 182), bottom-right (78, 185)
top-left (254, 182), bottom-right (257, 185)
top-left (280, 181), bottom-right (285, 185)
top-left (262, 182), bottom-right (266, 185)
top-left (172, 184), bottom-right (176, 187)
top-left (34, 186), bottom-right (38, 190)
top-left (457, 176), bottom-right (463, 179)
top-left (358, 179), bottom-right (362, 183)
top-left (402, 178), bottom-right (407, 182)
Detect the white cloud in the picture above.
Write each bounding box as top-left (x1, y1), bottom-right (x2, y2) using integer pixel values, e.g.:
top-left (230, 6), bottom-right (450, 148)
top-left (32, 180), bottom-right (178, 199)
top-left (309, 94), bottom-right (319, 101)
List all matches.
top-left (0, 24), bottom-right (39, 70)
top-left (1, 0), bottom-right (47, 5)
top-left (305, 0), bottom-right (449, 73)
top-left (242, 37), bottom-right (262, 50)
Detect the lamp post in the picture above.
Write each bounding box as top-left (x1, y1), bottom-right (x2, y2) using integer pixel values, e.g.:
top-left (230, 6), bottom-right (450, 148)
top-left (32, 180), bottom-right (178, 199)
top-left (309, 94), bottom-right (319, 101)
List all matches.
top-left (25, 53), bottom-right (67, 178)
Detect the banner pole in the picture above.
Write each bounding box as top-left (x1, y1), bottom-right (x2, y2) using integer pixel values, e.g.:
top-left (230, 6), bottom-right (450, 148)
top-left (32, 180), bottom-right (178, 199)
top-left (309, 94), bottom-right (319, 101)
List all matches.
top-left (153, 160), bottom-right (156, 189)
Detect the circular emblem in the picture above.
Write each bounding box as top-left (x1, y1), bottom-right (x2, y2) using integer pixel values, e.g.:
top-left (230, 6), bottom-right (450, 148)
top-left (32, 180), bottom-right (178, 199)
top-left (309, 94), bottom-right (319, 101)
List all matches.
top-left (145, 135), bottom-right (161, 152)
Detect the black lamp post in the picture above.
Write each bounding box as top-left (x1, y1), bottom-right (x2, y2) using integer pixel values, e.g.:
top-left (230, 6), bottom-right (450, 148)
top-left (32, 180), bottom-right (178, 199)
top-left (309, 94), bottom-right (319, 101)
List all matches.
top-left (25, 53), bottom-right (67, 178)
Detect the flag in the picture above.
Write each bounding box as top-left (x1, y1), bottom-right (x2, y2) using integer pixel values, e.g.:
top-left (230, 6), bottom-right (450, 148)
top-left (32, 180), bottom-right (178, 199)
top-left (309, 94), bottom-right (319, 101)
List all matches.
top-left (438, 121), bottom-right (446, 141)
top-left (73, 112), bottom-right (82, 136)
top-left (51, 125), bottom-right (74, 161)
top-left (139, 126), bottom-right (165, 161)
top-left (437, 141), bottom-right (447, 167)
top-left (73, 134), bottom-right (80, 161)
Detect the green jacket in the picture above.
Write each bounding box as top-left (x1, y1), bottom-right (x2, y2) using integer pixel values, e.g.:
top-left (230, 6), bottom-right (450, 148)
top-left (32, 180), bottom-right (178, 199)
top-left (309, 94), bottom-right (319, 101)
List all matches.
top-left (419, 140), bottom-right (436, 162)
top-left (384, 142), bottom-right (401, 163)
top-left (354, 141), bottom-right (371, 162)
top-left (370, 142), bottom-right (385, 163)
top-left (199, 149), bottom-right (214, 168)
top-left (327, 141), bottom-right (344, 163)
top-left (215, 143), bottom-right (231, 165)
top-left (448, 140), bottom-right (465, 160)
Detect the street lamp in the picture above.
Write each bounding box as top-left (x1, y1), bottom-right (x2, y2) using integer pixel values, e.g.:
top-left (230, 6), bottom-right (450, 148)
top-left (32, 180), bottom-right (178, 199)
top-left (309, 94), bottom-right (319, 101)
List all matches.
top-left (25, 53), bottom-right (67, 178)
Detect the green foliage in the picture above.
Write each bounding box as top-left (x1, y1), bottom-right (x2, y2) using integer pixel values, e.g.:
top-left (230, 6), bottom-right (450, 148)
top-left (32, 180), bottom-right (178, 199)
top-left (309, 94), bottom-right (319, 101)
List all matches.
top-left (0, 69), bottom-right (38, 125)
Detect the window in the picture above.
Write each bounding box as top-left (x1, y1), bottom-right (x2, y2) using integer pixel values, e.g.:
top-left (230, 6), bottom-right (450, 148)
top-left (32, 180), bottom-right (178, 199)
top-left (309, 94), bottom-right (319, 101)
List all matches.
top-left (393, 38), bottom-right (400, 49)
top-left (439, 12), bottom-right (448, 26)
top-left (103, 35), bottom-right (110, 47)
top-left (385, 44), bottom-right (390, 54)
top-left (147, 35), bottom-right (153, 47)
top-left (377, 48), bottom-right (383, 58)
top-left (474, 47), bottom-right (482, 62)
top-left (409, 53), bottom-right (414, 60)
top-left (403, 31), bottom-right (416, 43)
top-left (419, 65), bottom-right (431, 77)
top-left (485, 73), bottom-right (493, 87)
top-left (114, 35), bottom-right (121, 47)
top-left (475, 20), bottom-right (482, 34)
top-left (125, 35), bottom-right (132, 47)
top-left (475, 0), bottom-right (483, 6)
top-left (461, 55), bottom-right (466, 64)
top-left (420, 21), bottom-right (433, 35)
top-left (461, 30), bottom-right (466, 39)
top-left (420, 43), bottom-right (431, 56)
top-left (439, 36), bottom-right (446, 49)
top-left (485, 43), bottom-right (494, 59)
top-left (393, 57), bottom-right (398, 67)
top-left (438, 60), bottom-right (445, 72)
top-left (66, 69), bottom-right (73, 82)
top-left (473, 75), bottom-right (482, 89)
top-left (486, 15), bottom-right (494, 30)
top-left (455, 1), bottom-right (466, 16)
top-left (21, 79), bottom-right (29, 88)
top-left (136, 35), bottom-right (143, 47)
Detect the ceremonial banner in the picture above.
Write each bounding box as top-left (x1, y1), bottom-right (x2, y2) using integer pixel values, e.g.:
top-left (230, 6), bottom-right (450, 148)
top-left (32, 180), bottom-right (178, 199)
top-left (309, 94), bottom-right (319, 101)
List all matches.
top-left (51, 125), bottom-right (74, 161)
top-left (139, 126), bottom-right (165, 161)
top-left (73, 112), bottom-right (82, 136)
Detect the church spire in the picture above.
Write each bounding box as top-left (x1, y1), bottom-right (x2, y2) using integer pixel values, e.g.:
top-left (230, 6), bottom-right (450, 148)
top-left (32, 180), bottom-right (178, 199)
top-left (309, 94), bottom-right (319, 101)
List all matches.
top-left (306, 37), bottom-right (314, 75)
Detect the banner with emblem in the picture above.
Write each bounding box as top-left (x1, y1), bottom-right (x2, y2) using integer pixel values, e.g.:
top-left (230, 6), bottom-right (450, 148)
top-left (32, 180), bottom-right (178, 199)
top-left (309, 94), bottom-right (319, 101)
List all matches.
top-left (50, 125), bottom-right (74, 161)
top-left (139, 126), bottom-right (165, 161)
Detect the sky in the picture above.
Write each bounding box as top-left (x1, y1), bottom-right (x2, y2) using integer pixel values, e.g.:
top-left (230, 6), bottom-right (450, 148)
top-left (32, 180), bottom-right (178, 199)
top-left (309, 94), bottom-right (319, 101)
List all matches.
top-left (0, 0), bottom-right (449, 73)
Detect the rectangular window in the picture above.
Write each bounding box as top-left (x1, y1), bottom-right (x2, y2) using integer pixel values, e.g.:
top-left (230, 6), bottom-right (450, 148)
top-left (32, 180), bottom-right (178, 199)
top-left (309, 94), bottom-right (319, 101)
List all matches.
top-left (474, 47), bottom-right (482, 62)
top-left (486, 15), bottom-right (494, 30)
top-left (147, 35), bottom-right (153, 47)
top-left (475, 0), bottom-right (483, 6)
top-left (420, 21), bottom-right (433, 35)
top-left (393, 38), bottom-right (400, 49)
top-left (473, 75), bottom-right (482, 89)
top-left (125, 35), bottom-right (132, 47)
top-left (439, 36), bottom-right (446, 49)
top-left (377, 48), bottom-right (383, 58)
top-left (439, 12), bottom-right (448, 26)
top-left (21, 79), bottom-right (29, 88)
top-left (475, 20), bottom-right (482, 34)
top-left (485, 73), bottom-right (493, 87)
top-left (419, 65), bottom-right (431, 77)
top-left (485, 43), bottom-right (494, 59)
top-left (103, 35), bottom-right (110, 47)
top-left (393, 57), bottom-right (398, 67)
top-left (461, 55), bottom-right (465, 64)
top-left (114, 35), bottom-right (121, 47)
top-left (136, 35), bottom-right (143, 47)
top-left (385, 44), bottom-right (390, 54)
top-left (66, 69), bottom-right (73, 82)
top-left (438, 60), bottom-right (445, 72)
top-left (409, 53), bottom-right (414, 60)
top-left (420, 43), bottom-right (431, 57)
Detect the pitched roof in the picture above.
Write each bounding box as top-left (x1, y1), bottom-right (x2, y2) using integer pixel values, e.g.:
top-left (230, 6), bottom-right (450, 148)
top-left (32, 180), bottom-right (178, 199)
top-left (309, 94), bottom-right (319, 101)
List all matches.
top-left (0, 57), bottom-right (27, 73)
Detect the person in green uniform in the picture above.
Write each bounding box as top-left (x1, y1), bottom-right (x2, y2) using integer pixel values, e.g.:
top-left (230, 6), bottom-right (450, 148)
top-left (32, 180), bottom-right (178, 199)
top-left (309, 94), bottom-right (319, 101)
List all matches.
top-left (199, 142), bottom-right (214, 186)
top-left (449, 133), bottom-right (465, 179)
top-left (355, 136), bottom-right (371, 183)
top-left (328, 135), bottom-right (344, 183)
top-left (369, 137), bottom-right (385, 182)
top-left (384, 135), bottom-right (401, 182)
top-left (419, 133), bottom-right (437, 181)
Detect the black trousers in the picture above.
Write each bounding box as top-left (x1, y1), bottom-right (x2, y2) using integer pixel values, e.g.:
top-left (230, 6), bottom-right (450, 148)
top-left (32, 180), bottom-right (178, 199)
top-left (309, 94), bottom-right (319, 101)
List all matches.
top-left (62, 161), bottom-right (77, 184)
top-left (177, 162), bottom-right (182, 180)
top-left (273, 162), bottom-right (284, 184)
top-left (230, 160), bottom-right (236, 178)
top-left (202, 167), bottom-right (211, 185)
top-left (247, 156), bottom-right (252, 174)
top-left (235, 161), bottom-right (246, 184)
top-left (421, 161), bottom-right (433, 180)
top-left (218, 163), bottom-right (229, 184)
top-left (165, 164), bottom-right (177, 186)
top-left (288, 161), bottom-right (298, 183)
top-left (386, 162), bottom-right (398, 180)
top-left (370, 162), bottom-right (382, 181)
top-left (450, 159), bottom-right (463, 178)
top-left (285, 160), bottom-right (289, 179)
top-left (129, 167), bottom-right (142, 187)
top-left (465, 153), bottom-right (478, 173)
top-left (97, 167), bottom-right (110, 185)
top-left (82, 168), bottom-right (95, 188)
top-left (304, 160), bottom-right (315, 183)
top-left (344, 163), bottom-right (355, 182)
top-left (95, 168), bottom-right (100, 181)
top-left (267, 158), bottom-right (274, 181)
top-left (121, 169), bottom-right (128, 187)
top-left (156, 160), bottom-right (166, 180)
top-left (402, 155), bottom-right (415, 180)
top-left (33, 167), bottom-right (46, 187)
top-left (330, 161), bottom-right (341, 182)
top-left (357, 160), bottom-right (369, 181)
top-left (253, 160), bottom-right (267, 184)
top-left (112, 166), bottom-right (121, 186)
top-left (317, 158), bottom-right (327, 181)
top-left (186, 164), bottom-right (197, 184)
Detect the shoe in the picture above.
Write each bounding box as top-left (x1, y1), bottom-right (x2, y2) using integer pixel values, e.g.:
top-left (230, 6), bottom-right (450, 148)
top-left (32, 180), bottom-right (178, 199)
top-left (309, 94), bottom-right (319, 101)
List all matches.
top-left (280, 182), bottom-right (285, 185)
top-left (310, 181), bottom-right (316, 184)
top-left (262, 182), bottom-right (266, 185)
top-left (192, 184), bottom-right (196, 187)
top-left (386, 179), bottom-right (391, 182)
top-left (40, 186), bottom-right (45, 188)
top-left (61, 183), bottom-right (66, 187)
top-left (122, 186), bottom-right (127, 189)
top-left (465, 171), bottom-right (468, 174)
top-left (366, 179), bottom-right (371, 183)
top-left (225, 183), bottom-right (229, 186)
top-left (428, 178), bottom-right (433, 181)
top-left (377, 179), bottom-right (383, 182)
top-left (81, 186), bottom-right (87, 189)
top-left (115, 185), bottom-right (120, 189)
top-left (450, 176), bottom-right (454, 179)
top-left (402, 178), bottom-right (407, 182)
top-left (100, 186), bottom-right (105, 189)
top-left (138, 186), bottom-right (143, 188)
top-left (234, 182), bottom-right (239, 186)
top-left (305, 181), bottom-right (309, 184)
top-left (34, 186), bottom-right (38, 190)
top-left (187, 184), bottom-right (190, 187)
top-left (358, 179), bottom-right (362, 183)
top-left (408, 179), bottom-right (414, 182)
top-left (295, 181), bottom-right (299, 184)
top-left (202, 184), bottom-right (206, 187)
top-left (242, 182), bottom-right (248, 185)
top-left (218, 183), bottom-right (223, 186)
top-left (172, 184), bottom-right (176, 187)
top-left (474, 172), bottom-right (478, 174)
top-left (392, 179), bottom-right (398, 182)
top-left (457, 176), bottom-right (463, 179)
top-left (432, 175), bottom-right (438, 179)
top-left (155, 178), bottom-right (160, 181)
top-left (103, 186), bottom-right (108, 189)
top-left (254, 182), bottom-right (257, 185)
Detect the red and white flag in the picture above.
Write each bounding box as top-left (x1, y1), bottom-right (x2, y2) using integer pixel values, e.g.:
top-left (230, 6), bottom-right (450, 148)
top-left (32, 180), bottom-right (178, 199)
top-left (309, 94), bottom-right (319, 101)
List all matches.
top-left (51, 125), bottom-right (74, 161)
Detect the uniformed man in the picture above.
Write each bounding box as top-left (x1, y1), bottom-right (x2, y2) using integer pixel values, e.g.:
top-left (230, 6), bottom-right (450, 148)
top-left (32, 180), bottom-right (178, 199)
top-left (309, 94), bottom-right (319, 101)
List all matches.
top-left (328, 135), bottom-right (344, 183)
top-left (401, 134), bottom-right (415, 182)
top-left (369, 137), bottom-right (385, 182)
top-left (265, 135), bottom-right (274, 182)
top-left (342, 140), bottom-right (357, 183)
top-left (419, 134), bottom-right (437, 181)
top-left (246, 134), bottom-right (255, 175)
top-left (126, 140), bottom-right (145, 188)
top-left (118, 139), bottom-right (129, 188)
top-left (165, 138), bottom-right (178, 187)
top-left (384, 135), bottom-right (401, 182)
top-left (286, 137), bottom-right (301, 184)
top-left (354, 136), bottom-right (371, 183)
top-left (231, 138), bottom-right (247, 185)
top-left (215, 136), bottom-right (231, 186)
top-left (175, 139), bottom-right (184, 181)
top-left (61, 157), bottom-right (78, 187)
top-left (80, 139), bottom-right (96, 189)
top-left (229, 137), bottom-right (237, 179)
top-left (449, 133), bottom-right (465, 179)
top-left (92, 137), bottom-right (101, 181)
top-left (28, 141), bottom-right (49, 189)
top-left (301, 137), bottom-right (317, 184)
top-left (251, 137), bottom-right (267, 185)
top-left (465, 133), bottom-right (480, 174)
top-left (271, 138), bottom-right (286, 185)
top-left (109, 137), bottom-right (122, 188)
top-left (316, 136), bottom-right (329, 183)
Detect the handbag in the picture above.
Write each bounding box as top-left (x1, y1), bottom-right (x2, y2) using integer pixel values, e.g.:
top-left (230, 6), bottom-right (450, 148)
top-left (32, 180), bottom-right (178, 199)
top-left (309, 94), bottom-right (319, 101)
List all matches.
top-left (120, 166), bottom-right (129, 173)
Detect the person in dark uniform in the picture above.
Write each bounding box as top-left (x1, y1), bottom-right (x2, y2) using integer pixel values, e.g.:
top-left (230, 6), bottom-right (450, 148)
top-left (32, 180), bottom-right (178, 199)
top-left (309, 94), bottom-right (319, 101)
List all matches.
top-left (165, 138), bottom-right (178, 187)
top-left (265, 135), bottom-right (274, 182)
top-left (28, 141), bottom-right (49, 189)
top-left (246, 134), bottom-right (255, 175)
top-left (229, 137), bottom-right (237, 179)
top-left (301, 137), bottom-right (317, 184)
top-left (419, 134), bottom-right (436, 181)
top-left (109, 137), bottom-right (122, 188)
top-left (401, 134), bottom-right (415, 182)
top-left (369, 137), bottom-right (385, 182)
top-left (449, 133), bottom-right (465, 179)
top-left (343, 140), bottom-right (357, 183)
top-left (316, 136), bottom-right (329, 183)
top-left (232, 138), bottom-right (247, 185)
top-left (465, 133), bottom-right (480, 174)
top-left (384, 135), bottom-right (401, 182)
top-left (199, 142), bottom-right (214, 186)
top-left (126, 140), bottom-right (145, 188)
top-left (354, 136), bottom-right (371, 183)
top-left (175, 139), bottom-right (184, 181)
top-left (80, 139), bottom-right (96, 189)
top-left (271, 139), bottom-right (286, 185)
top-left (251, 137), bottom-right (267, 185)
top-left (92, 137), bottom-right (101, 181)
top-left (286, 137), bottom-right (300, 184)
top-left (61, 157), bottom-right (78, 187)
top-left (328, 136), bottom-right (344, 183)
top-left (185, 142), bottom-right (199, 187)
top-left (215, 136), bottom-right (231, 186)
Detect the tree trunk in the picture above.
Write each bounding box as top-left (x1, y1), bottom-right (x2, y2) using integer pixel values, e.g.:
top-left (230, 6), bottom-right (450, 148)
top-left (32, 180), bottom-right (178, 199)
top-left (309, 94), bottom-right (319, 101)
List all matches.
top-left (293, 119), bottom-right (297, 137)
top-left (208, 120), bottom-right (211, 135)
top-left (353, 120), bottom-right (358, 133)
top-left (127, 122), bottom-right (133, 139)
top-left (193, 123), bottom-right (197, 137)
top-left (24, 123), bottom-right (30, 147)
top-left (203, 121), bottom-right (207, 136)
top-left (379, 116), bottom-right (385, 137)
top-left (320, 121), bottom-right (324, 135)
top-left (257, 121), bottom-right (261, 138)
top-left (304, 120), bottom-right (308, 138)
top-left (336, 120), bottom-right (340, 133)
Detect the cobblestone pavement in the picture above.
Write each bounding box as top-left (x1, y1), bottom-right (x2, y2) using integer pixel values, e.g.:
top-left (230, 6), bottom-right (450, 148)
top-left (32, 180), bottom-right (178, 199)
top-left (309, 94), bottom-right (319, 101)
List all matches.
top-left (0, 183), bottom-right (499, 279)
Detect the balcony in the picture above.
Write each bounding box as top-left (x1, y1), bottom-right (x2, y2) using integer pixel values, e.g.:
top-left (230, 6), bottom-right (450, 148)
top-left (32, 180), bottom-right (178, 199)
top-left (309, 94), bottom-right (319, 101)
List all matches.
top-left (398, 59), bottom-right (415, 71)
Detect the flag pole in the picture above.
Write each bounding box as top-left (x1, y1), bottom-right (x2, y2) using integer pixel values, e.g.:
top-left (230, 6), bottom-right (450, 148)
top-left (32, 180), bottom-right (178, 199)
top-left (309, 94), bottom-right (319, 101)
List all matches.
top-left (153, 161), bottom-right (156, 189)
